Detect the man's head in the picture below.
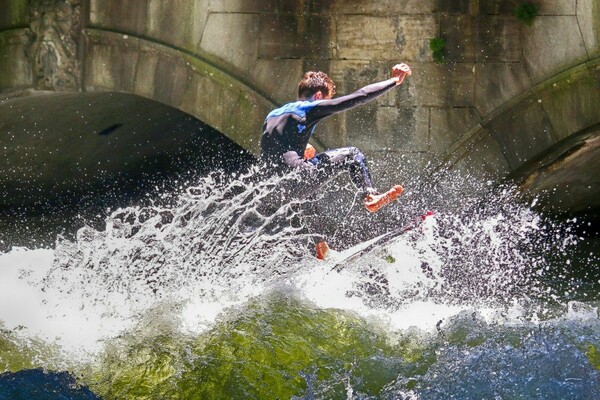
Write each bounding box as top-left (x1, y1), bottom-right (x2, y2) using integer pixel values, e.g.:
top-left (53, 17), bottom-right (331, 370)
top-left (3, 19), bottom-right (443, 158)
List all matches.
top-left (297, 71), bottom-right (335, 100)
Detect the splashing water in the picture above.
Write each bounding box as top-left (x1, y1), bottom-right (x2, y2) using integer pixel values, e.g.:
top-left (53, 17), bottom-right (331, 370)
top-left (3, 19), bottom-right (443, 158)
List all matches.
top-left (1, 166), bottom-right (599, 399)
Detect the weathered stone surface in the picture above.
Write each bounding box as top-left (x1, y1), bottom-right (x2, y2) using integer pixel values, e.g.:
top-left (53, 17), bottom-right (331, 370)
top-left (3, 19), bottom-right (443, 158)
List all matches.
top-left (479, 1), bottom-right (576, 17)
top-left (540, 66), bottom-right (600, 141)
top-left (0, 30), bottom-right (32, 91)
top-left (475, 16), bottom-right (521, 62)
top-left (474, 62), bottom-right (531, 116)
top-left (478, 0), bottom-right (518, 15)
top-left (258, 14), bottom-right (331, 59)
top-left (153, 55), bottom-right (190, 107)
top-left (85, 40), bottom-right (116, 90)
top-left (443, 15), bottom-right (520, 63)
top-left (441, 15), bottom-right (477, 62)
top-left (346, 105), bottom-right (429, 152)
top-left (333, 0), bottom-right (436, 15)
top-left (208, 0), bottom-right (334, 14)
top-left (577, 0), bottom-right (600, 57)
top-left (336, 15), bottom-right (398, 60)
top-left (411, 62), bottom-right (475, 107)
top-left (200, 13), bottom-right (259, 73)
top-left (486, 100), bottom-right (558, 169)
top-left (179, 59), bottom-right (273, 154)
top-left (430, 107), bottom-right (480, 155)
top-left (90, 0), bottom-right (149, 33)
top-left (254, 58), bottom-right (304, 102)
top-left (0, 0), bottom-right (29, 29)
top-left (450, 128), bottom-right (511, 182)
top-left (396, 15), bottom-right (438, 62)
top-left (523, 16), bottom-right (588, 84)
top-left (436, 0), bottom-right (474, 15)
top-left (146, 0), bottom-right (192, 46)
top-left (1, 0), bottom-right (598, 214)
top-left (514, 128), bottom-right (600, 215)
top-left (535, 0), bottom-right (577, 15)
top-left (133, 49), bottom-right (159, 99)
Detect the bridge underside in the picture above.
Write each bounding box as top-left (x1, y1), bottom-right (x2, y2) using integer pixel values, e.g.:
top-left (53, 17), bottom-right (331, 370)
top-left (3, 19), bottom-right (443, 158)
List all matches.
top-left (0, 91), bottom-right (255, 249)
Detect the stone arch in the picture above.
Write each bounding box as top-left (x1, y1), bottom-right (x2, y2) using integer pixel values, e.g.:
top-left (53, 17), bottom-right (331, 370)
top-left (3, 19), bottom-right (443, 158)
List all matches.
top-left (83, 29), bottom-right (276, 156)
top-left (438, 58), bottom-right (600, 216)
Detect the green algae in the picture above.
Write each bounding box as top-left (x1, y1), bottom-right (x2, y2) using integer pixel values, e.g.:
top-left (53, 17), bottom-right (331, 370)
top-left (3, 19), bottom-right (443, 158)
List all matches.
top-left (586, 344), bottom-right (600, 370)
top-left (84, 295), bottom-right (424, 399)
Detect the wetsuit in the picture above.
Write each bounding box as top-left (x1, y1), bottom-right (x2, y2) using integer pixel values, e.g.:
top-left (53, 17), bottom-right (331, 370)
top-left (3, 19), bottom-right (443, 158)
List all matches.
top-left (260, 78), bottom-right (398, 194)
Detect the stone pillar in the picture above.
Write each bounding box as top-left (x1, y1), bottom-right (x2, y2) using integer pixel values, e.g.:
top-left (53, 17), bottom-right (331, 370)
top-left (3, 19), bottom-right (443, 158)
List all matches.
top-left (29, 0), bottom-right (82, 91)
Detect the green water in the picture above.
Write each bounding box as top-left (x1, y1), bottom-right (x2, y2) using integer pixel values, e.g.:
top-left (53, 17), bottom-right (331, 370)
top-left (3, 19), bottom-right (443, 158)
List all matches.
top-left (2, 293), bottom-right (598, 399)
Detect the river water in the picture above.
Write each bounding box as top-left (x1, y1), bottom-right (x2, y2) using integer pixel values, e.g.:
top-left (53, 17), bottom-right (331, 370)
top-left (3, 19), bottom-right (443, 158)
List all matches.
top-left (0, 164), bottom-right (599, 399)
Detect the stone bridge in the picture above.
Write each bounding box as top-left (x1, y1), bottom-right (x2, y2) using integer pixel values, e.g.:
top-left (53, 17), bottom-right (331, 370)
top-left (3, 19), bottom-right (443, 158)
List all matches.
top-left (0, 0), bottom-right (599, 217)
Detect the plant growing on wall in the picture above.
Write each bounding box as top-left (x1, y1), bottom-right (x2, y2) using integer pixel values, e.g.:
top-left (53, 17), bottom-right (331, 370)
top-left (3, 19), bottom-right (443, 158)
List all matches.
top-left (514, 2), bottom-right (538, 25)
top-left (429, 37), bottom-right (446, 64)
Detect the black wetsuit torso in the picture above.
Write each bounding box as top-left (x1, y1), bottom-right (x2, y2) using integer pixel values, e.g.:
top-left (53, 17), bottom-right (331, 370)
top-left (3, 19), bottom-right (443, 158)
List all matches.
top-left (260, 79), bottom-right (398, 169)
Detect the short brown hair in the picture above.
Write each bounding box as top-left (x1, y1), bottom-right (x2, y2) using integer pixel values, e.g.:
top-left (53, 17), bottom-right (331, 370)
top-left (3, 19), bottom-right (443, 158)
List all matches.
top-left (297, 71), bottom-right (335, 99)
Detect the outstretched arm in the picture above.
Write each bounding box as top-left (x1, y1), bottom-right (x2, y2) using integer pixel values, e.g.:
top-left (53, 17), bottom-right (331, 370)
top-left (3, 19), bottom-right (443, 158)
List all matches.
top-left (307, 63), bottom-right (411, 120)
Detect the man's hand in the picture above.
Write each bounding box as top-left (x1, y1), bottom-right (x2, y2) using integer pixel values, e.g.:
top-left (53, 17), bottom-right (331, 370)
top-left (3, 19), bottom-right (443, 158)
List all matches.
top-left (392, 63), bottom-right (411, 85)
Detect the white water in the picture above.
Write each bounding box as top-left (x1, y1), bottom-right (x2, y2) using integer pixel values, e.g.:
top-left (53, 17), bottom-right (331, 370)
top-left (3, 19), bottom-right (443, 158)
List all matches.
top-left (0, 168), bottom-right (596, 372)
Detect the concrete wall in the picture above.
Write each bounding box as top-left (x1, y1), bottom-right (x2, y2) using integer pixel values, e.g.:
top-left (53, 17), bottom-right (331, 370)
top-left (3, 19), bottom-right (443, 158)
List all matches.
top-left (1, 0), bottom-right (599, 187)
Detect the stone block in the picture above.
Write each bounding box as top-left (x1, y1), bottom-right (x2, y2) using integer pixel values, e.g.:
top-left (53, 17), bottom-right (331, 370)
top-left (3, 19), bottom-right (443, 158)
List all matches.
top-left (153, 55), bottom-right (190, 108)
top-left (443, 15), bottom-right (520, 63)
top-left (430, 107), bottom-right (480, 155)
top-left (109, 40), bottom-right (140, 93)
top-left (480, 0), bottom-right (575, 16)
top-left (478, 0), bottom-right (518, 15)
top-left (208, 0), bottom-right (333, 14)
top-left (133, 50), bottom-right (159, 99)
top-left (523, 16), bottom-right (588, 84)
top-left (441, 15), bottom-right (477, 62)
top-left (85, 41), bottom-right (117, 90)
top-left (485, 100), bottom-right (558, 169)
top-left (0, 0), bottom-right (29, 29)
top-left (336, 15), bottom-right (398, 60)
top-left (540, 67), bottom-right (600, 141)
top-left (577, 0), bottom-right (600, 57)
top-left (332, 0), bottom-right (437, 15)
top-left (180, 71), bottom-right (269, 154)
top-left (475, 16), bottom-right (521, 62)
top-left (396, 15), bottom-right (439, 62)
top-left (258, 14), bottom-right (331, 59)
top-left (450, 129), bottom-right (511, 185)
top-left (535, 0), bottom-right (577, 15)
top-left (253, 58), bottom-right (303, 103)
top-left (411, 62), bottom-right (475, 107)
top-left (474, 62), bottom-right (531, 116)
top-left (436, 0), bottom-right (474, 14)
top-left (0, 31), bottom-right (32, 91)
top-left (347, 105), bottom-right (429, 152)
top-left (146, 0), bottom-right (194, 47)
top-left (89, 0), bottom-right (149, 34)
top-left (200, 13), bottom-right (259, 73)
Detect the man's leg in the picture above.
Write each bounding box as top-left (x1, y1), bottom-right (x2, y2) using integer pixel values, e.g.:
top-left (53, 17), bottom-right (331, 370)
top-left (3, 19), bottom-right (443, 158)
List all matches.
top-left (312, 146), bottom-right (403, 213)
top-left (312, 146), bottom-right (375, 194)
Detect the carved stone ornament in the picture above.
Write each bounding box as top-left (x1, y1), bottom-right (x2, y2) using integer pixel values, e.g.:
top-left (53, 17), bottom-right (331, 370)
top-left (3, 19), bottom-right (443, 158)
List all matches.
top-left (29, 0), bottom-right (82, 91)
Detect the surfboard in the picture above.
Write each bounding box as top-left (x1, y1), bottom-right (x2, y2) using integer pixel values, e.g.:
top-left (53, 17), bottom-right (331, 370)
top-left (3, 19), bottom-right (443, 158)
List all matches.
top-left (328, 211), bottom-right (435, 272)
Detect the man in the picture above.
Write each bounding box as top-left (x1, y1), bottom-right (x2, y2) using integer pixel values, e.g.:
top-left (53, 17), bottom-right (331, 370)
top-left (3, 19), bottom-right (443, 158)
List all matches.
top-left (260, 64), bottom-right (412, 258)
top-left (261, 63), bottom-right (411, 214)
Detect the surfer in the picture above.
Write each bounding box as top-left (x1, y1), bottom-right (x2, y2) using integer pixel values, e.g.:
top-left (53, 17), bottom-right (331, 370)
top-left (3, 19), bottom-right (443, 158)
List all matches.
top-left (260, 64), bottom-right (412, 259)
top-left (260, 63), bottom-right (411, 214)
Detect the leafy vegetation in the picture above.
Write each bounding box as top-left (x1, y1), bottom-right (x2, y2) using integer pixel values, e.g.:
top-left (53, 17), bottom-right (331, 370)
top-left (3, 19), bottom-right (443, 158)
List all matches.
top-left (429, 37), bottom-right (446, 64)
top-left (514, 2), bottom-right (538, 26)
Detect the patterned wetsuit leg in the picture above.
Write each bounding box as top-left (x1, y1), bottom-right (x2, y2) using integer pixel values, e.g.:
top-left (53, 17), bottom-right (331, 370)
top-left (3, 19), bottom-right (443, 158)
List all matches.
top-left (311, 146), bottom-right (374, 192)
